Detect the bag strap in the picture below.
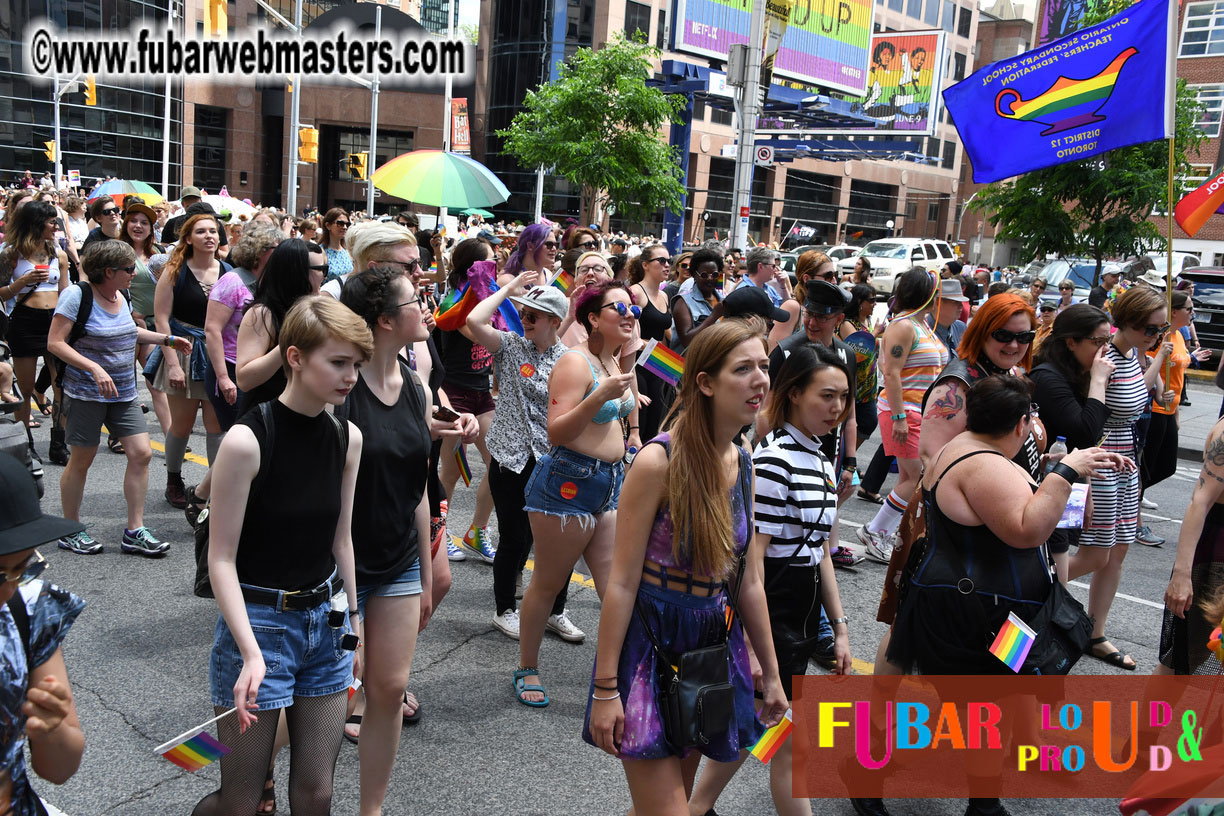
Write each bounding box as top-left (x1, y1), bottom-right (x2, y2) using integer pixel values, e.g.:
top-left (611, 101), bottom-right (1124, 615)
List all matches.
top-left (8, 594), bottom-right (32, 670)
top-left (67, 281), bottom-right (93, 348)
top-left (252, 401), bottom-right (277, 498)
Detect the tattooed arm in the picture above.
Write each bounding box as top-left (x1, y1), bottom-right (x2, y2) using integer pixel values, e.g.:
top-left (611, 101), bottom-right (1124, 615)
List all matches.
top-left (919, 379), bottom-right (967, 468)
top-left (1166, 419), bottom-right (1224, 618)
top-left (879, 319), bottom-right (916, 445)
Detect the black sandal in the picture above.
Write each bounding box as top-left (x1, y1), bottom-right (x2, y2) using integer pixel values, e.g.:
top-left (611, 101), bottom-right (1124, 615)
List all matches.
top-left (257, 766), bottom-right (276, 815)
top-left (343, 714), bottom-right (362, 745)
top-left (856, 488), bottom-right (885, 505)
top-left (403, 690), bottom-right (422, 725)
top-left (1086, 636), bottom-right (1136, 671)
top-left (108, 434), bottom-right (125, 454)
top-left (184, 485), bottom-right (207, 529)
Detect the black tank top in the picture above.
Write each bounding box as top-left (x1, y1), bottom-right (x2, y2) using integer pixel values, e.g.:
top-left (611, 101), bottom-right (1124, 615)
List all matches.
top-left (438, 328), bottom-right (492, 392)
top-left (634, 284), bottom-right (671, 343)
top-left (235, 400), bottom-right (349, 591)
top-left (336, 362), bottom-right (431, 586)
top-left (172, 263), bottom-right (217, 327)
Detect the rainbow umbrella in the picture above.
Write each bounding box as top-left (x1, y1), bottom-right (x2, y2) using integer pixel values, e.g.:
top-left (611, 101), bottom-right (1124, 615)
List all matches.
top-left (87, 179), bottom-right (165, 208)
top-left (372, 150), bottom-right (509, 209)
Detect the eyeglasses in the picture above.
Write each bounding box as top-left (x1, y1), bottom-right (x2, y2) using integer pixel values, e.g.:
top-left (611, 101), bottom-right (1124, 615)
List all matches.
top-left (678, 262), bottom-right (690, 270)
top-left (1082, 335), bottom-right (1110, 347)
top-left (577, 263), bottom-right (608, 275)
top-left (309, 263), bottom-right (330, 273)
top-left (803, 310), bottom-right (841, 323)
top-left (394, 293), bottom-right (428, 309)
top-left (101, 207), bottom-right (121, 217)
top-left (601, 302), bottom-right (642, 320)
top-left (333, 221), bottom-right (350, 228)
top-left (648, 256), bottom-right (671, 266)
top-left (696, 270), bottom-right (721, 280)
top-left (1031, 282), bottom-right (1046, 290)
top-left (990, 329), bottom-right (1037, 344)
top-left (1059, 286), bottom-right (1074, 291)
top-left (811, 271), bottom-right (836, 282)
top-left (0, 550), bottom-right (47, 586)
top-left (541, 241), bottom-right (558, 250)
top-left (577, 241), bottom-right (598, 250)
top-left (112, 265), bottom-right (137, 275)
top-left (1142, 322), bottom-right (1171, 337)
top-left (521, 310), bottom-right (554, 324)
top-left (382, 259), bottom-right (421, 274)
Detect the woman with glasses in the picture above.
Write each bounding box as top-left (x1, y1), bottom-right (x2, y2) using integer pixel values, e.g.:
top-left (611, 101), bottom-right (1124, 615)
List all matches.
top-left (50, 240), bottom-right (190, 557)
top-left (671, 247), bottom-right (725, 354)
top-left (1029, 278), bottom-right (1048, 302)
top-left (151, 213), bottom-right (230, 509)
top-left (1030, 304), bottom-right (1117, 581)
top-left (0, 201), bottom-right (70, 461)
top-left (1055, 281), bottom-right (1078, 314)
top-left (629, 244), bottom-right (674, 442)
top-left (514, 281), bottom-right (638, 707)
top-left (501, 222), bottom-right (558, 286)
top-left (1064, 286), bottom-right (1168, 670)
top-left (0, 455), bottom-right (90, 816)
top-left (319, 208), bottom-right (353, 283)
top-left (565, 227), bottom-right (600, 253)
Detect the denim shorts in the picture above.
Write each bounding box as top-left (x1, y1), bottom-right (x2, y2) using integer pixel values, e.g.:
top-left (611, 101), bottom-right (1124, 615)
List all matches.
top-left (209, 589), bottom-right (355, 710)
top-left (523, 446), bottom-right (624, 526)
top-left (355, 558), bottom-right (422, 617)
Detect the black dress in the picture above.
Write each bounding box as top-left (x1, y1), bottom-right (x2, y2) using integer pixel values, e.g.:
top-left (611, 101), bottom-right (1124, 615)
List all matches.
top-left (634, 283), bottom-right (673, 442)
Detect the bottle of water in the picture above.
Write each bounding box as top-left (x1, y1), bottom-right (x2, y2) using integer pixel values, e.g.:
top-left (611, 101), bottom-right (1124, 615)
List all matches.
top-left (1044, 436), bottom-right (1068, 474)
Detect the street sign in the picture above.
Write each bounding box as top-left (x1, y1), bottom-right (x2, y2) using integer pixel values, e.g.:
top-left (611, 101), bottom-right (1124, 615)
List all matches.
top-left (755, 145), bottom-right (774, 167)
top-left (739, 206), bottom-right (750, 217)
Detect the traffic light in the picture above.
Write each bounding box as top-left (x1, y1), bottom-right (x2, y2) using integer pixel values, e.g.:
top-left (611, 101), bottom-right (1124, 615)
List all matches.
top-left (298, 127), bottom-right (318, 164)
top-left (347, 152), bottom-right (368, 181)
top-left (84, 76), bottom-right (97, 106)
top-left (205, 0), bottom-right (227, 37)
top-left (44, 141), bottom-right (55, 162)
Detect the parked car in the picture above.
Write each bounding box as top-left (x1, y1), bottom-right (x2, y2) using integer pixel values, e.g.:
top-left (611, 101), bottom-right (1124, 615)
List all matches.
top-left (1145, 251), bottom-right (1201, 280)
top-left (841, 237), bottom-right (956, 294)
top-left (1036, 258), bottom-right (1101, 305)
top-left (1182, 266), bottom-right (1224, 363)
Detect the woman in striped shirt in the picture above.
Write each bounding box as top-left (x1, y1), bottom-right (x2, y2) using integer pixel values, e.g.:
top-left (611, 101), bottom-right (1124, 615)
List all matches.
top-left (1068, 286), bottom-right (1165, 671)
top-left (858, 268), bottom-right (947, 564)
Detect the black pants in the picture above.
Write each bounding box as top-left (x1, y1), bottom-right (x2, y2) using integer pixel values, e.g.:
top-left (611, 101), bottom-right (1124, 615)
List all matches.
top-left (204, 360), bottom-right (242, 432)
top-left (763, 557), bottom-right (822, 699)
top-left (635, 368), bottom-right (671, 443)
top-left (1141, 410), bottom-right (1178, 490)
top-left (427, 438), bottom-right (445, 517)
top-left (861, 445), bottom-right (895, 495)
top-left (487, 455), bottom-right (567, 616)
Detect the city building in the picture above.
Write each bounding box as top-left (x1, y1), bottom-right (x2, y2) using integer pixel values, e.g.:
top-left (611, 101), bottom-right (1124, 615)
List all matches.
top-left (478, 0), bottom-right (981, 247)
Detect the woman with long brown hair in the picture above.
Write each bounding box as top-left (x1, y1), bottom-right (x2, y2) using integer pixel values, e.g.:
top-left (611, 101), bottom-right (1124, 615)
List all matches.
top-left (151, 212), bottom-right (229, 508)
top-left (120, 202), bottom-right (171, 442)
top-left (318, 207), bottom-right (353, 282)
top-left (585, 320), bottom-right (786, 814)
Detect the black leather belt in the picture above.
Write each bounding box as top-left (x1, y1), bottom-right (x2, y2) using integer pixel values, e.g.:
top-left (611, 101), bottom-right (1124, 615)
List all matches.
top-left (242, 576), bottom-right (342, 611)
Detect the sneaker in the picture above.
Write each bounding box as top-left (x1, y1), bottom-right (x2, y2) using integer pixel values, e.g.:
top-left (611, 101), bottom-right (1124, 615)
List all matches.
top-left (1140, 496), bottom-right (1158, 510)
top-left (59, 530), bottom-right (102, 555)
top-left (493, 609), bottom-right (520, 640)
top-left (461, 526), bottom-right (497, 564)
top-left (857, 526), bottom-right (894, 564)
top-left (122, 527), bottom-right (170, 557)
top-left (546, 610), bottom-right (586, 643)
top-left (1136, 525), bottom-right (1165, 547)
top-left (831, 545), bottom-right (865, 567)
top-left (164, 473), bottom-right (188, 509)
top-left (446, 536), bottom-right (466, 561)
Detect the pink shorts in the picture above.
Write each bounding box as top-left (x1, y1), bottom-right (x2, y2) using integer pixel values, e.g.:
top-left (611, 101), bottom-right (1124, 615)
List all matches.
top-left (878, 408), bottom-right (922, 460)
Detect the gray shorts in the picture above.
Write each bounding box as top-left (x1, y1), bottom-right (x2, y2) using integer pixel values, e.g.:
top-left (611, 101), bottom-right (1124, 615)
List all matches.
top-left (63, 395), bottom-right (147, 448)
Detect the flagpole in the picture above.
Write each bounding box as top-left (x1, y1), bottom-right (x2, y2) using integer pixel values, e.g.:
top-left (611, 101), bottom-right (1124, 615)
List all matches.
top-left (153, 707), bottom-right (239, 754)
top-left (1165, 135), bottom-right (1174, 392)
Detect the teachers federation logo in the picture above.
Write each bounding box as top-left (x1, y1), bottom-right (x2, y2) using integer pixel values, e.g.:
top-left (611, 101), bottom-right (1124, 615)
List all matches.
top-left (994, 46), bottom-right (1138, 136)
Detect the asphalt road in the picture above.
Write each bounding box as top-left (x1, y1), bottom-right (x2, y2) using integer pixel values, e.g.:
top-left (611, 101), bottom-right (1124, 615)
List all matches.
top-left (23, 378), bottom-right (1214, 816)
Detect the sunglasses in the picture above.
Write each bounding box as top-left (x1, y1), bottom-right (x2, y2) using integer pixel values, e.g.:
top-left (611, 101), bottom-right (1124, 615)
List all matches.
top-left (1142, 322), bottom-right (1171, 337)
top-left (383, 259), bottom-right (421, 274)
top-left (101, 207), bottom-right (121, 217)
top-left (521, 310), bottom-right (555, 324)
top-left (648, 255), bottom-right (672, 266)
top-left (1082, 335), bottom-right (1110, 347)
top-left (696, 270), bottom-right (721, 280)
top-left (0, 550), bottom-right (47, 586)
top-left (334, 221), bottom-right (350, 228)
top-left (541, 241), bottom-right (558, 250)
top-left (113, 265), bottom-right (138, 275)
top-left (678, 262), bottom-right (690, 270)
top-left (601, 302), bottom-right (642, 319)
top-left (990, 329), bottom-right (1036, 344)
top-left (577, 241), bottom-right (598, 250)
top-left (309, 263), bottom-right (330, 272)
top-left (1031, 282), bottom-right (1046, 289)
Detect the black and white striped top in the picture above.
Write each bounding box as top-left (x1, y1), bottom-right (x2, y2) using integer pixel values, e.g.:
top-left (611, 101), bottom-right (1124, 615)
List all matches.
top-left (752, 423), bottom-right (838, 567)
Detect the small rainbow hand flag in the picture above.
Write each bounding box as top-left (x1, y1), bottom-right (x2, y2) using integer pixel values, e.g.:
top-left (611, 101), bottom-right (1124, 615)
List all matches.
top-left (636, 339), bottom-right (684, 387)
top-left (155, 708), bottom-right (236, 772)
top-left (750, 708), bottom-right (793, 763)
top-left (549, 269), bottom-right (574, 295)
top-left (989, 611), bottom-right (1037, 673)
top-left (434, 283), bottom-right (477, 332)
top-left (455, 445), bottom-right (472, 487)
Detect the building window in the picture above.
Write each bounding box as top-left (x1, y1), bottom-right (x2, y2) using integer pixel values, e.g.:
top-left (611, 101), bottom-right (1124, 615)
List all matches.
top-left (954, 52), bottom-right (966, 80)
top-left (1192, 83), bottom-right (1224, 135)
top-left (330, 128), bottom-right (415, 182)
top-left (625, 1), bottom-right (650, 39)
top-left (943, 0), bottom-right (956, 33)
top-left (942, 140), bottom-right (956, 169)
top-left (927, 201), bottom-right (940, 221)
top-left (656, 7), bottom-right (667, 49)
top-left (193, 105), bottom-right (227, 194)
top-left (692, 98), bottom-right (706, 121)
top-left (906, 200), bottom-right (919, 219)
top-left (1180, 0), bottom-right (1224, 56)
top-left (958, 6), bottom-right (972, 37)
top-left (925, 0), bottom-right (940, 26)
top-left (926, 137), bottom-right (941, 161)
top-left (712, 107), bottom-right (733, 127)
top-left (889, 0), bottom-right (904, 12)
top-left (907, 0), bottom-right (923, 19)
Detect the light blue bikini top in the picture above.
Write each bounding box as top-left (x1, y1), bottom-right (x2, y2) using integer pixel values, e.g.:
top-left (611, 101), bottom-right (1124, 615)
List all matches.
top-left (563, 349), bottom-right (635, 424)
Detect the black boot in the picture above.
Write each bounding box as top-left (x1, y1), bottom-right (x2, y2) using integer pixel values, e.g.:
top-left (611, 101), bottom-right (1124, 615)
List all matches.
top-left (965, 798), bottom-right (1011, 816)
top-left (48, 428), bottom-right (69, 466)
top-left (851, 799), bottom-right (892, 816)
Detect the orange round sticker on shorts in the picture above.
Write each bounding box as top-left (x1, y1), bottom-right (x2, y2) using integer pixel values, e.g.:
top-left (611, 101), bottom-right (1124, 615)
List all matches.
top-left (559, 482), bottom-right (578, 500)
top-left (520, 363), bottom-right (536, 378)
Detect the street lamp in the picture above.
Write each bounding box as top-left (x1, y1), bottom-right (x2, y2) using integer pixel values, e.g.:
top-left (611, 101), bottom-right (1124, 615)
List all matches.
top-left (886, 219), bottom-right (895, 237)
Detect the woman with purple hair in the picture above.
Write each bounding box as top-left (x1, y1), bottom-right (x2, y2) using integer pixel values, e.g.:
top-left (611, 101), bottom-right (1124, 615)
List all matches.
top-left (499, 222), bottom-right (558, 286)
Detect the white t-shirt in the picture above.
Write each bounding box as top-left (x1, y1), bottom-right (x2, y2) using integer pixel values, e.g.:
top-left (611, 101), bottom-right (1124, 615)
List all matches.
top-left (752, 422), bottom-right (838, 566)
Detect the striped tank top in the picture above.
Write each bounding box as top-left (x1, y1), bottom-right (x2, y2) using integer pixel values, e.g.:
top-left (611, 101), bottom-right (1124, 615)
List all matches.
top-left (878, 316), bottom-right (949, 415)
top-left (1100, 343), bottom-right (1149, 455)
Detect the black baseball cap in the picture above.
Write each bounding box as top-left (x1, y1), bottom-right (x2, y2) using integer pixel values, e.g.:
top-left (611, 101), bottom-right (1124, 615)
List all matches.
top-left (0, 455), bottom-right (83, 556)
top-left (723, 286), bottom-right (789, 323)
top-left (804, 279), bottom-right (850, 316)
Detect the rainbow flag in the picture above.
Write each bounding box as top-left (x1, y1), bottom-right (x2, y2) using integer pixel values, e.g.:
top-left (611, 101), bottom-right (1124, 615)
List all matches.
top-left (749, 709), bottom-right (793, 763)
top-left (550, 269), bottom-right (574, 295)
top-left (636, 339), bottom-right (684, 387)
top-left (988, 611), bottom-right (1037, 673)
top-left (155, 709), bottom-right (235, 772)
top-left (1175, 166), bottom-right (1224, 238)
top-left (434, 283), bottom-right (477, 332)
top-left (455, 445), bottom-right (472, 487)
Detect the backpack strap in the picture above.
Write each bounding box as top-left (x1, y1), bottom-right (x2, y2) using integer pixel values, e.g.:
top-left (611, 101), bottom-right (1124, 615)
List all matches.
top-left (251, 401), bottom-right (277, 498)
top-left (8, 593), bottom-right (32, 670)
top-left (54, 282), bottom-right (94, 388)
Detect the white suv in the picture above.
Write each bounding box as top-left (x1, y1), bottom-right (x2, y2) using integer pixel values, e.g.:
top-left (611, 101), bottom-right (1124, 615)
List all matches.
top-left (838, 237), bottom-right (955, 294)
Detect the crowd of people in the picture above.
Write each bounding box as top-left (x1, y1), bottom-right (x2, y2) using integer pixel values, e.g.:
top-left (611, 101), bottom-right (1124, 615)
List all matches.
top-left (1, 183), bottom-right (1222, 816)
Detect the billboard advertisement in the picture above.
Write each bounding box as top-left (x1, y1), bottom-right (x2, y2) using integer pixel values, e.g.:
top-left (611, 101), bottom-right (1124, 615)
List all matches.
top-left (672, 0), bottom-right (876, 97)
top-left (835, 30), bottom-right (947, 136)
top-left (1036, 0), bottom-right (1102, 46)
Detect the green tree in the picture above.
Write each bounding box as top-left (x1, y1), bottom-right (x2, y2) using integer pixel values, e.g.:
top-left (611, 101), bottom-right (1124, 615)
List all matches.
top-left (498, 34), bottom-right (687, 224)
top-left (971, 0), bottom-right (1206, 283)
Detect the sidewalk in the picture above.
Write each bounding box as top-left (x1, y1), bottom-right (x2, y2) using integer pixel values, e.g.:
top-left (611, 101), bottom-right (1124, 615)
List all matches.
top-left (1175, 369), bottom-right (1219, 461)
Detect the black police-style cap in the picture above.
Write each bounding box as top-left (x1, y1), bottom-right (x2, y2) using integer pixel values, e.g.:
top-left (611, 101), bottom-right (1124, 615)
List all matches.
top-left (723, 285), bottom-right (790, 322)
top-left (804, 279), bottom-right (850, 316)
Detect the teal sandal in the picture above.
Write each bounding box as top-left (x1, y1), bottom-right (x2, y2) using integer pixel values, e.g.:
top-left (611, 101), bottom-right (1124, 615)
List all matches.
top-left (513, 667), bottom-right (549, 708)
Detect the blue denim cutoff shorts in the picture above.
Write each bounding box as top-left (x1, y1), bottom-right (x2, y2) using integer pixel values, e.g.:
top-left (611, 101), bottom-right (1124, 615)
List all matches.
top-left (355, 558), bottom-right (423, 617)
top-left (210, 583), bottom-right (355, 710)
top-left (523, 446), bottom-right (624, 528)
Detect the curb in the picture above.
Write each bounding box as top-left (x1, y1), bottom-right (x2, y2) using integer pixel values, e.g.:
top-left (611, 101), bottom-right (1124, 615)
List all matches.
top-left (1178, 445), bottom-right (1201, 462)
